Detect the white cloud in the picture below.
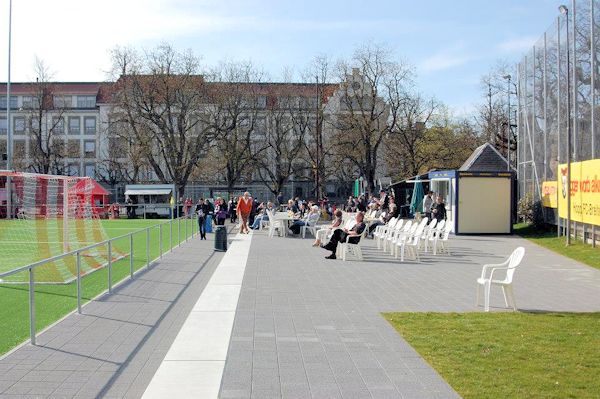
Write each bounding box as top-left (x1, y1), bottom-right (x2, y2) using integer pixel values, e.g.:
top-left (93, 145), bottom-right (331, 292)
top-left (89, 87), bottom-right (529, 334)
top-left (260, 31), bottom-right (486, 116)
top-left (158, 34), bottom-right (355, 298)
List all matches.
top-left (419, 43), bottom-right (474, 73)
top-left (497, 36), bottom-right (538, 53)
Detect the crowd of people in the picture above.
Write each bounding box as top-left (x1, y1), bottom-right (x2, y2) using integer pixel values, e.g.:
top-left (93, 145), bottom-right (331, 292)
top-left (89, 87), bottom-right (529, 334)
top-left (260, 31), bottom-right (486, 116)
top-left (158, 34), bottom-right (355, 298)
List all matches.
top-left (180, 187), bottom-right (447, 260)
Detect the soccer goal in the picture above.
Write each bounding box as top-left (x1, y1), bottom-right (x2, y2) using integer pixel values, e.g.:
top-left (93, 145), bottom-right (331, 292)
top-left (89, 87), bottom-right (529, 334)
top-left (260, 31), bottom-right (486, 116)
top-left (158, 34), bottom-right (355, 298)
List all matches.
top-left (0, 171), bottom-right (120, 284)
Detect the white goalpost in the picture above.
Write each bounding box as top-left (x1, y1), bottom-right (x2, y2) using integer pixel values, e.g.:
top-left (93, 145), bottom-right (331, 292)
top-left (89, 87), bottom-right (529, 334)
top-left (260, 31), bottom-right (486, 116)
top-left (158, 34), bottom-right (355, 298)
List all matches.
top-left (0, 171), bottom-right (118, 283)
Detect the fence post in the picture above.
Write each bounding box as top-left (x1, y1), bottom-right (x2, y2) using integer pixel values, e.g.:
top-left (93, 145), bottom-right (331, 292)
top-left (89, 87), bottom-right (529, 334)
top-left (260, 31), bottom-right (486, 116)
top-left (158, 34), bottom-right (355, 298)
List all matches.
top-left (108, 241), bottom-right (112, 293)
top-left (77, 252), bottom-right (82, 314)
top-left (29, 267), bottom-right (36, 345)
top-left (146, 228), bottom-right (150, 268)
top-left (159, 223), bottom-right (163, 259)
top-left (185, 216), bottom-right (189, 242)
top-left (170, 219), bottom-right (173, 252)
top-left (178, 217), bottom-right (181, 246)
top-left (130, 233), bottom-right (134, 279)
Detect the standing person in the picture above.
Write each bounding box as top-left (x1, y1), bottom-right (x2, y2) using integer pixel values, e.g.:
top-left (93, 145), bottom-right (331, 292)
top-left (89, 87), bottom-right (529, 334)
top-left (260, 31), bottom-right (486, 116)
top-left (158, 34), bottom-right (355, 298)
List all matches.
top-left (423, 191), bottom-right (434, 220)
top-left (195, 198), bottom-right (209, 240)
top-left (125, 196), bottom-right (133, 219)
top-left (320, 212), bottom-right (366, 260)
top-left (432, 195), bottom-right (447, 222)
top-left (379, 189), bottom-right (389, 212)
top-left (215, 197), bottom-right (228, 226)
top-left (228, 197), bottom-right (237, 223)
top-left (277, 192), bottom-right (285, 209)
top-left (236, 192), bottom-right (253, 234)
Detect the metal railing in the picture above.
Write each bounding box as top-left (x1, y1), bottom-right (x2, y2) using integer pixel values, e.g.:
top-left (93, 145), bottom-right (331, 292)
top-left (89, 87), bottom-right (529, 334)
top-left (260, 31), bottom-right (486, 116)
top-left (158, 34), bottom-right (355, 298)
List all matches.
top-left (0, 216), bottom-right (199, 346)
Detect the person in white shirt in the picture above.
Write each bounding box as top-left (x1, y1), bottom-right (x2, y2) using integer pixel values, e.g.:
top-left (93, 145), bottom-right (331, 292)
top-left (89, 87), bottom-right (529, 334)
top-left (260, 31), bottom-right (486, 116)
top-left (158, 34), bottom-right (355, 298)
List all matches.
top-left (290, 205), bottom-right (320, 234)
top-left (423, 191), bottom-right (434, 220)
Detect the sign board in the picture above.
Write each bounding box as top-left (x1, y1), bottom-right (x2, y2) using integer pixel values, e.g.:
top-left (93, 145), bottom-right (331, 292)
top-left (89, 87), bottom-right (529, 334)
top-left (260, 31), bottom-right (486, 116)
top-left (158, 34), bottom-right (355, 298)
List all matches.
top-left (541, 181), bottom-right (558, 208)
top-left (557, 159), bottom-right (600, 226)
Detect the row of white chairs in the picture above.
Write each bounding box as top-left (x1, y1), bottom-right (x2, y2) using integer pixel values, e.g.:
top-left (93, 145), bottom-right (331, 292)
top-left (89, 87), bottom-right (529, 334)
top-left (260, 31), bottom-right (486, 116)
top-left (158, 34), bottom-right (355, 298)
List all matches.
top-left (373, 217), bottom-right (453, 262)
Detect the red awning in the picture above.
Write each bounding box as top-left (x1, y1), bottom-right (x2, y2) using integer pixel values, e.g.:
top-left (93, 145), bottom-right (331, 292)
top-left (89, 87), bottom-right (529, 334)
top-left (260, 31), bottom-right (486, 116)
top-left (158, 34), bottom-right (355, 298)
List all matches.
top-left (71, 178), bottom-right (109, 196)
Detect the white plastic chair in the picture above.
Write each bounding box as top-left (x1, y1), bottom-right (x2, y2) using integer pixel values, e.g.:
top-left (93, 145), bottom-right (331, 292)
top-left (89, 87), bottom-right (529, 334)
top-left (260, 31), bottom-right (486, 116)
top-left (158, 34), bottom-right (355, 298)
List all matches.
top-left (476, 247), bottom-right (525, 312)
top-left (338, 224), bottom-right (368, 261)
top-left (424, 219), bottom-right (444, 253)
top-left (433, 222), bottom-right (453, 255)
top-left (266, 209), bottom-right (285, 238)
top-left (418, 219), bottom-right (437, 250)
top-left (301, 214), bottom-right (320, 238)
top-left (386, 220), bottom-right (412, 253)
top-left (395, 222), bottom-right (422, 261)
top-left (375, 218), bottom-right (399, 249)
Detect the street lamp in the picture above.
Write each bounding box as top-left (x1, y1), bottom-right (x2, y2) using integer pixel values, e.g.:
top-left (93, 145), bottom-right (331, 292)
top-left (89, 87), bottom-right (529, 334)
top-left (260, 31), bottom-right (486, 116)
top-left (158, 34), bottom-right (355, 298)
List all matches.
top-left (503, 74), bottom-right (512, 171)
top-left (559, 4), bottom-right (572, 245)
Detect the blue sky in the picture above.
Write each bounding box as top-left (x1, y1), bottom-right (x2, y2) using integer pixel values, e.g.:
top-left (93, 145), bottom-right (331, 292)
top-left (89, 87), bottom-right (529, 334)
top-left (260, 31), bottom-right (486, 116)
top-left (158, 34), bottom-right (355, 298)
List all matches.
top-left (1, 0), bottom-right (566, 115)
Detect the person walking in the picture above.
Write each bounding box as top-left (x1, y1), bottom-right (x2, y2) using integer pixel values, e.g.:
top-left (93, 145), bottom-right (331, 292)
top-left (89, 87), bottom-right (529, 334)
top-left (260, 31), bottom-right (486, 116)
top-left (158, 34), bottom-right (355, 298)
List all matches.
top-left (195, 198), bottom-right (209, 240)
top-left (236, 192), bottom-right (253, 234)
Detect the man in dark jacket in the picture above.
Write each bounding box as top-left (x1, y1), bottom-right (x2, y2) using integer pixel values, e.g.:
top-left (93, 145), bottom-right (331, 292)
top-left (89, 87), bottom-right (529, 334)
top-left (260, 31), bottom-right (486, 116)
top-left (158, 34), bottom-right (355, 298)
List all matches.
top-left (321, 212), bottom-right (366, 260)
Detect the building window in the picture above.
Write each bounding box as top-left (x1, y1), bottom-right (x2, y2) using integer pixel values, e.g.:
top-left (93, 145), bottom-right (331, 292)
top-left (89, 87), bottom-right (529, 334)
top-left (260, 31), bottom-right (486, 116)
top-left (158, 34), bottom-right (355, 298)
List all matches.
top-left (84, 117), bottom-right (96, 135)
top-left (77, 96), bottom-right (96, 108)
top-left (0, 96), bottom-right (18, 109)
top-left (21, 96), bottom-right (40, 109)
top-left (257, 96), bottom-right (267, 109)
top-left (1, 117), bottom-right (7, 134)
top-left (52, 117), bottom-right (65, 134)
top-left (13, 117), bottom-right (25, 134)
top-left (53, 95), bottom-right (72, 108)
top-left (68, 117), bottom-right (81, 135)
top-left (83, 140), bottom-right (96, 158)
top-left (84, 163), bottom-right (95, 178)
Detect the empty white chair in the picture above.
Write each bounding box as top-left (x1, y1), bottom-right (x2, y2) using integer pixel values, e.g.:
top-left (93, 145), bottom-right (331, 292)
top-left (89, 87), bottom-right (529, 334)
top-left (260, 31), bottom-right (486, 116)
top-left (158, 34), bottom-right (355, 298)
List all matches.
top-left (395, 222), bottom-right (423, 261)
top-left (433, 222), bottom-right (453, 255)
top-left (375, 218), bottom-right (399, 249)
top-left (476, 247), bottom-right (525, 312)
top-left (419, 219), bottom-right (437, 250)
top-left (424, 219), bottom-right (444, 252)
top-left (386, 220), bottom-right (412, 253)
top-left (267, 209), bottom-right (285, 238)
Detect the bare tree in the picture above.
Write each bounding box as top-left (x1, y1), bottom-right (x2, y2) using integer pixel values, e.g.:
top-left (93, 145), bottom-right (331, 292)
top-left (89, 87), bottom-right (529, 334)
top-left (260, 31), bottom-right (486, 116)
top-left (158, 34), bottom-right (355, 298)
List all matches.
top-left (24, 58), bottom-right (69, 174)
top-left (332, 42), bottom-right (413, 194)
top-left (254, 86), bottom-right (310, 197)
top-left (109, 44), bottom-right (211, 197)
top-left (202, 61), bottom-right (265, 192)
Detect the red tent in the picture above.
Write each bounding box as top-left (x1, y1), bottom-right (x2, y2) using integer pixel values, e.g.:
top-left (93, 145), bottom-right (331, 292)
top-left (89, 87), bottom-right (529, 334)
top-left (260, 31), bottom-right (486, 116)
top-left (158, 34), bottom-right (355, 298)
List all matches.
top-left (70, 178), bottom-right (110, 215)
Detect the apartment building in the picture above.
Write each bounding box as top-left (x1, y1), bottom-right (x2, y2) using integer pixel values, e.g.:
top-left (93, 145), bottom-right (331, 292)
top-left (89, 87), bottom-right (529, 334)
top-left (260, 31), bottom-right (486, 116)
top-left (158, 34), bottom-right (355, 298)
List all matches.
top-left (1, 74), bottom-right (387, 202)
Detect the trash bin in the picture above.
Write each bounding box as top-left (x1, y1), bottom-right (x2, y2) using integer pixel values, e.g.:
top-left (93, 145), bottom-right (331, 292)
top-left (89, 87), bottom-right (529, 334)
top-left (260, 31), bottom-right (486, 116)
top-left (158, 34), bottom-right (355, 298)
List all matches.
top-left (205, 215), bottom-right (213, 233)
top-left (214, 225), bottom-right (227, 252)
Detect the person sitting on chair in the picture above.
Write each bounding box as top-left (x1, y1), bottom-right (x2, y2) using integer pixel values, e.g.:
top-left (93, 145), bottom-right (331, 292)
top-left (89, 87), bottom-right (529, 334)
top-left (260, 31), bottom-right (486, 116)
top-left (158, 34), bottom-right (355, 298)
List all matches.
top-left (321, 212), bottom-right (366, 259)
top-left (290, 205), bottom-right (320, 235)
top-left (312, 209), bottom-right (343, 247)
top-left (251, 202), bottom-right (274, 229)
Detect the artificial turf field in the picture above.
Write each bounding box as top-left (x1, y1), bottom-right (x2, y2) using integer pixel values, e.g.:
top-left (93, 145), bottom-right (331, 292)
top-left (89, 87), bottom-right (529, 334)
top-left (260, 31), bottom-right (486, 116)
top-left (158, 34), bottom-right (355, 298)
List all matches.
top-left (0, 217), bottom-right (198, 356)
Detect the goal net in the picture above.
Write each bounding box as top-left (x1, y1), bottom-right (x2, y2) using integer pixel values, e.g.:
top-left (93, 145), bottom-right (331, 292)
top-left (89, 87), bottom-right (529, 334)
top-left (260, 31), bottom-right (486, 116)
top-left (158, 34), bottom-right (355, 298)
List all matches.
top-left (0, 171), bottom-right (119, 284)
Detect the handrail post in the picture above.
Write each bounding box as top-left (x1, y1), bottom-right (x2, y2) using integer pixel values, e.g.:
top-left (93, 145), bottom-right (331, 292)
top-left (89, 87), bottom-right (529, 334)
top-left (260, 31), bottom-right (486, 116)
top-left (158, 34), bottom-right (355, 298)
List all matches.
top-left (107, 241), bottom-right (112, 293)
top-left (130, 233), bottom-right (134, 279)
top-left (169, 219), bottom-right (173, 252)
top-left (178, 217), bottom-right (181, 246)
top-left (146, 227), bottom-right (150, 268)
top-left (159, 223), bottom-right (163, 259)
top-left (185, 215), bottom-right (188, 242)
top-left (29, 267), bottom-right (35, 345)
top-left (76, 252), bottom-right (81, 314)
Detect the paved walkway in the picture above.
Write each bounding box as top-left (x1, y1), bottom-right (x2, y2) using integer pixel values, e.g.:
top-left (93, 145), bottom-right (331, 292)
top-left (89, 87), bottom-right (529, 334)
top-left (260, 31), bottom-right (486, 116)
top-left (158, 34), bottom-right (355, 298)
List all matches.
top-left (218, 231), bottom-right (600, 399)
top-left (1, 225), bottom-right (600, 399)
top-left (0, 236), bottom-right (223, 399)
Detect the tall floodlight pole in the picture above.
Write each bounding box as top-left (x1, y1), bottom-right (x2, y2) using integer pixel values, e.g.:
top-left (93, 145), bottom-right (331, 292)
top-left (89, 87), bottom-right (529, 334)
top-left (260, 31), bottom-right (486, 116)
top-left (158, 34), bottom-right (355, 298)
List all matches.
top-left (503, 74), bottom-right (512, 170)
top-left (315, 75), bottom-right (320, 201)
top-left (6, 0), bottom-right (12, 170)
top-left (5, 0), bottom-right (13, 219)
top-left (560, 4), bottom-right (572, 245)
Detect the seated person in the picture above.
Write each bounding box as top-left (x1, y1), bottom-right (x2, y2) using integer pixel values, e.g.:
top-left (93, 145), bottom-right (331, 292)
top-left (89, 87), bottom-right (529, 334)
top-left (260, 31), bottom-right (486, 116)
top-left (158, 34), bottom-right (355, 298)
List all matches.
top-left (312, 209), bottom-right (343, 247)
top-left (289, 205), bottom-right (320, 234)
top-left (251, 202), bottom-right (274, 229)
top-left (321, 212), bottom-right (366, 259)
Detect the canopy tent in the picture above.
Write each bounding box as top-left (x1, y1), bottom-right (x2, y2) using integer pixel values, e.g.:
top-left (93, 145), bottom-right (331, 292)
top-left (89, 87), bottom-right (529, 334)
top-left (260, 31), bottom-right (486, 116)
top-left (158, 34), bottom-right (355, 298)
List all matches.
top-left (124, 189), bottom-right (172, 196)
top-left (70, 178), bottom-right (109, 209)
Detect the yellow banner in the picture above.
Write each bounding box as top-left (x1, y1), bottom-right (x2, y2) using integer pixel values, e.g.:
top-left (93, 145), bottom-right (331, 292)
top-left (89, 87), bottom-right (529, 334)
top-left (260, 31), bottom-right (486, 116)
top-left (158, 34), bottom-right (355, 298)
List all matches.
top-left (542, 181), bottom-right (558, 208)
top-left (557, 159), bottom-right (600, 226)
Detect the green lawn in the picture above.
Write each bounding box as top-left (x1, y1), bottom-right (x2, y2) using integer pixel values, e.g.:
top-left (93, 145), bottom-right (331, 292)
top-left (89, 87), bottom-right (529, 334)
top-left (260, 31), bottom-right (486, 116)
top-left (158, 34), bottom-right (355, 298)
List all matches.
top-left (514, 223), bottom-right (600, 270)
top-left (0, 217), bottom-right (198, 356)
top-left (384, 312), bottom-right (600, 399)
